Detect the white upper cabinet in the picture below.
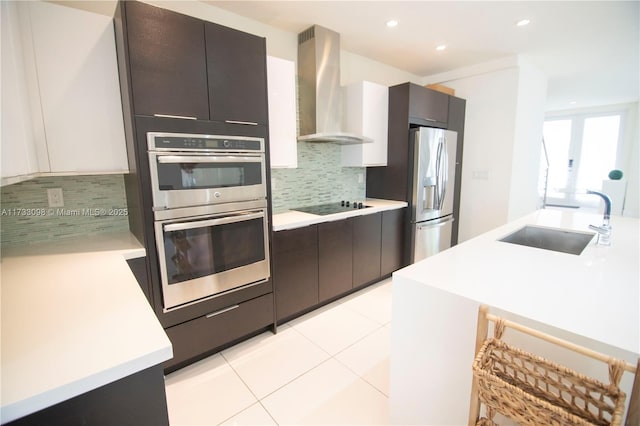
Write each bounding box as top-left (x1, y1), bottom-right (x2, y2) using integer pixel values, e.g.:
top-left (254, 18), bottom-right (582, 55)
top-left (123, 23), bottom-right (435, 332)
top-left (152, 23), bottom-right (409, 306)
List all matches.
top-left (23, 1), bottom-right (128, 175)
top-left (342, 81), bottom-right (389, 167)
top-left (267, 56), bottom-right (297, 168)
top-left (1, 1), bottom-right (39, 185)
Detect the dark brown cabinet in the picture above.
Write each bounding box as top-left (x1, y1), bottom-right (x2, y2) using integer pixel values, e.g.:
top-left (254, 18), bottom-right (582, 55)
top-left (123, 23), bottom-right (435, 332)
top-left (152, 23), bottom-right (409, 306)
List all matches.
top-left (124, 1), bottom-right (209, 119)
top-left (120, 1), bottom-right (268, 126)
top-left (381, 208), bottom-right (405, 275)
top-left (353, 213), bottom-right (382, 287)
top-left (273, 226), bottom-right (319, 322)
top-left (164, 293), bottom-right (274, 372)
top-left (408, 83), bottom-right (449, 126)
top-left (205, 23), bottom-right (268, 125)
top-left (318, 219), bottom-right (353, 302)
top-left (273, 209), bottom-right (404, 324)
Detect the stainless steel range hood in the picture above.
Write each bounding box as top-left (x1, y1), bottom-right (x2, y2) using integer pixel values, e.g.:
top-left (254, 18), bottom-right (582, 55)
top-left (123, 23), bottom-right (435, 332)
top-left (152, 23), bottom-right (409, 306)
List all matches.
top-left (297, 25), bottom-right (372, 145)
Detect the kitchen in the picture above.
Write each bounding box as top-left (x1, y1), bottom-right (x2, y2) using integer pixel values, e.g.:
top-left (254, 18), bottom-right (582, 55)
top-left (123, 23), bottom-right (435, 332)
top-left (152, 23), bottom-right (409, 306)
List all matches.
top-left (1, 1), bottom-right (639, 425)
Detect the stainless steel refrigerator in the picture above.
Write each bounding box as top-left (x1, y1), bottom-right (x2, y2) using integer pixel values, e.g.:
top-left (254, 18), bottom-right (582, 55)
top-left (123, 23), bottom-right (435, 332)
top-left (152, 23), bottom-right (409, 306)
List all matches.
top-left (409, 127), bottom-right (458, 263)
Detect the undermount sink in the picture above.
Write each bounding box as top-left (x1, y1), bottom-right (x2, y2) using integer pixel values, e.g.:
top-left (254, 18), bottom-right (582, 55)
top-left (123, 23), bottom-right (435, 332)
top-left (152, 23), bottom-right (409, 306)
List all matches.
top-left (499, 225), bottom-right (595, 255)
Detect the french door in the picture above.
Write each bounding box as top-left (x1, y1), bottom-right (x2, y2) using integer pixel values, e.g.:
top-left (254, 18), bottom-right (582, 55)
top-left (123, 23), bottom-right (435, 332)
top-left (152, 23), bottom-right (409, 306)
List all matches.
top-left (541, 113), bottom-right (622, 208)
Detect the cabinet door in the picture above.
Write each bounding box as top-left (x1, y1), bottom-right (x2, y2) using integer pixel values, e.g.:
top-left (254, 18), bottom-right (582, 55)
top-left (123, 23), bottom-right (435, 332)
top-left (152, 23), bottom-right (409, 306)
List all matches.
top-left (353, 213), bottom-right (382, 287)
top-left (273, 226), bottom-right (319, 321)
top-left (409, 84), bottom-right (449, 126)
top-left (342, 81), bottom-right (389, 167)
top-left (1, 1), bottom-right (39, 184)
top-left (318, 219), bottom-right (353, 302)
top-left (267, 56), bottom-right (297, 168)
top-left (381, 208), bottom-right (406, 276)
top-left (206, 23), bottom-right (268, 125)
top-left (125, 1), bottom-right (209, 120)
top-left (27, 1), bottom-right (128, 173)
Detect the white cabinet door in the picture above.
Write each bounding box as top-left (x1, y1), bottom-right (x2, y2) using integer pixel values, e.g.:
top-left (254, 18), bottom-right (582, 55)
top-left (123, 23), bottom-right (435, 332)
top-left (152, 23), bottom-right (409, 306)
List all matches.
top-left (267, 56), bottom-right (297, 168)
top-left (1, 1), bottom-right (39, 185)
top-left (342, 81), bottom-right (388, 167)
top-left (27, 1), bottom-right (128, 174)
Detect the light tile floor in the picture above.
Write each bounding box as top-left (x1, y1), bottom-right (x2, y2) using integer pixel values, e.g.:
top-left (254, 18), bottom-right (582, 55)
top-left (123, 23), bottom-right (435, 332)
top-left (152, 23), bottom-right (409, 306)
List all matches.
top-left (165, 277), bottom-right (393, 425)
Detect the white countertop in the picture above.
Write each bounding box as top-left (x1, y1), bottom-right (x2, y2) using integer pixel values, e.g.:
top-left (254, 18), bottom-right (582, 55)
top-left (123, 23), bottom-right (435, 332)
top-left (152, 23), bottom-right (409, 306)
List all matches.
top-left (0, 233), bottom-right (173, 423)
top-left (273, 198), bottom-right (407, 231)
top-left (394, 209), bottom-right (640, 355)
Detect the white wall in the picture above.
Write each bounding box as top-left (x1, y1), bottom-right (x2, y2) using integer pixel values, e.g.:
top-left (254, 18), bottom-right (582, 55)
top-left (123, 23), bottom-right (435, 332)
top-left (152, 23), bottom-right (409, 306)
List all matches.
top-left (424, 57), bottom-right (548, 241)
top-left (508, 62), bottom-right (548, 220)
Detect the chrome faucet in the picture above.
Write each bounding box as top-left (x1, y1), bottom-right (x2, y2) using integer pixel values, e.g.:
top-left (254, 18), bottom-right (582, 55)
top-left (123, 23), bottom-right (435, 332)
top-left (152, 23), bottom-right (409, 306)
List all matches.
top-left (586, 190), bottom-right (612, 245)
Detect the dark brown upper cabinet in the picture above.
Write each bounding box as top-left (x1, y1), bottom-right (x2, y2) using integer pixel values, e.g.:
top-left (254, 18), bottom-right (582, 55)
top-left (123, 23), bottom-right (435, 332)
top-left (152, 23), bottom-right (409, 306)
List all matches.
top-left (121, 2), bottom-right (268, 125)
top-left (205, 23), bottom-right (268, 125)
top-left (408, 83), bottom-right (449, 127)
top-left (124, 1), bottom-right (209, 119)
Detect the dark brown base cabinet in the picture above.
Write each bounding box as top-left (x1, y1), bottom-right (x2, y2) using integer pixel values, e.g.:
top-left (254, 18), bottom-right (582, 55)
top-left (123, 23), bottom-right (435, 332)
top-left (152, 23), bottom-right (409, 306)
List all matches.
top-left (164, 294), bottom-right (274, 372)
top-left (274, 209), bottom-right (405, 323)
top-left (353, 213), bottom-right (382, 287)
top-left (273, 226), bottom-right (319, 322)
top-left (5, 366), bottom-right (169, 426)
top-left (318, 219), bottom-right (353, 302)
top-left (381, 208), bottom-right (405, 275)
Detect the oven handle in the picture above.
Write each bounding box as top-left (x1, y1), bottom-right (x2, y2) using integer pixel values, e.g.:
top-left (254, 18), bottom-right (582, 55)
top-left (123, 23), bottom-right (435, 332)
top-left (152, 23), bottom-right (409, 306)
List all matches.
top-left (163, 211), bottom-right (265, 232)
top-left (157, 155), bottom-right (263, 164)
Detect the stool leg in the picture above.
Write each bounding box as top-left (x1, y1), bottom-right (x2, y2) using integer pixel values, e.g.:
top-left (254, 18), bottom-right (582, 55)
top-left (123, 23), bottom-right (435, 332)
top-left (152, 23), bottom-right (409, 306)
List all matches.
top-left (468, 306), bottom-right (490, 426)
top-left (626, 358), bottom-right (640, 426)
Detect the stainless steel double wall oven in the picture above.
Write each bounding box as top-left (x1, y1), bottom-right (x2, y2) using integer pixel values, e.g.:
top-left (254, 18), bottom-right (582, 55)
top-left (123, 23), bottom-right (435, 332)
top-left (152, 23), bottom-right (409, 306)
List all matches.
top-left (148, 132), bottom-right (270, 311)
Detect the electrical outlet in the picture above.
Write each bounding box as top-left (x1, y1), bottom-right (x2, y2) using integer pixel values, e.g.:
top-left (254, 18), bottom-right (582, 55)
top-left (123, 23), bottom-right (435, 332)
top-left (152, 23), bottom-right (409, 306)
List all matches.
top-left (358, 173), bottom-right (364, 184)
top-left (47, 188), bottom-right (64, 207)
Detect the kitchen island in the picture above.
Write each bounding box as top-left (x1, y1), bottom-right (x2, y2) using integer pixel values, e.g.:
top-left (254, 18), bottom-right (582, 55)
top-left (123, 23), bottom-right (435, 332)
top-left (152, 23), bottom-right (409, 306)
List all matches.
top-left (1, 233), bottom-right (173, 425)
top-left (390, 209), bottom-right (639, 425)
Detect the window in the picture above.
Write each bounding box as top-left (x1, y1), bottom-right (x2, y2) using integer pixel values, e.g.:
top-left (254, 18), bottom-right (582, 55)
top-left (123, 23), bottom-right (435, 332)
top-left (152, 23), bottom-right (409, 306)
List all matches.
top-left (540, 111), bottom-right (623, 209)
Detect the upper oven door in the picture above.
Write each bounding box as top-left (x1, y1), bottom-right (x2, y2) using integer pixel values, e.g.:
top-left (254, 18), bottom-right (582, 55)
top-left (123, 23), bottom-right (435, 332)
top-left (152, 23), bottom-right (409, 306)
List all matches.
top-left (156, 207), bottom-right (270, 311)
top-left (149, 152), bottom-right (267, 210)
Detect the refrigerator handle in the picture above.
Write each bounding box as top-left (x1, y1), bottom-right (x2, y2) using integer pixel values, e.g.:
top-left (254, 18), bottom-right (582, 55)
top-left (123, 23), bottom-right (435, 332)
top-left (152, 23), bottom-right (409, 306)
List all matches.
top-left (439, 137), bottom-right (448, 209)
top-left (434, 138), bottom-right (443, 209)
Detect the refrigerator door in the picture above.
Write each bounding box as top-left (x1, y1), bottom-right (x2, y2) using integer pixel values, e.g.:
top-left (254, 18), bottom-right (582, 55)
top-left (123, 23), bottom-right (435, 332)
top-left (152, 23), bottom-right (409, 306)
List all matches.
top-left (412, 128), bottom-right (458, 223)
top-left (413, 216), bottom-right (454, 263)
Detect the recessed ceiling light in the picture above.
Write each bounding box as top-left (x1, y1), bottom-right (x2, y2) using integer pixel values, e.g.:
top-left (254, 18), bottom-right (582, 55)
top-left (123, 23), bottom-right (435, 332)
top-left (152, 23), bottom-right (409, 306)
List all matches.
top-left (570, 101), bottom-right (577, 105)
top-left (516, 19), bottom-right (531, 27)
top-left (386, 20), bottom-right (398, 28)
top-left (436, 45), bottom-right (447, 51)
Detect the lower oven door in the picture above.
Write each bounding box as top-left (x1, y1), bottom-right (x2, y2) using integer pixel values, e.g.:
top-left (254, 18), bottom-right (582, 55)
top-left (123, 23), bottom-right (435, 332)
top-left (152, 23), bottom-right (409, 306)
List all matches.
top-left (155, 207), bottom-right (270, 311)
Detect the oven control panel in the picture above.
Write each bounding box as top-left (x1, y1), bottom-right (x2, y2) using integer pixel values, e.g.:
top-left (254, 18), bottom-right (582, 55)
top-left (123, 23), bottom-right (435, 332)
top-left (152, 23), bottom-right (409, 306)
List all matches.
top-left (148, 132), bottom-right (264, 153)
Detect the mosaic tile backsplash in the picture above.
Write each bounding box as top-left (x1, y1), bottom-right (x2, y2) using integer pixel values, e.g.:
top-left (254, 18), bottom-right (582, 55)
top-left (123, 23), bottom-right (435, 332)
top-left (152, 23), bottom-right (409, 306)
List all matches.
top-left (270, 142), bottom-right (366, 213)
top-left (1, 175), bottom-right (129, 247)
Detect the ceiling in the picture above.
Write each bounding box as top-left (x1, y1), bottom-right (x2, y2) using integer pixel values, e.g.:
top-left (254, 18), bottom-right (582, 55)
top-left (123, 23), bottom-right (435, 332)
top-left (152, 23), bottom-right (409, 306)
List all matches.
top-left (207, 1), bottom-right (639, 112)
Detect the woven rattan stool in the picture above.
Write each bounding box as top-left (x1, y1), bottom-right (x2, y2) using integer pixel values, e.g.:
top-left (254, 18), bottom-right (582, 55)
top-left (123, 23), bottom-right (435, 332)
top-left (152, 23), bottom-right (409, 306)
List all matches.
top-left (468, 306), bottom-right (639, 426)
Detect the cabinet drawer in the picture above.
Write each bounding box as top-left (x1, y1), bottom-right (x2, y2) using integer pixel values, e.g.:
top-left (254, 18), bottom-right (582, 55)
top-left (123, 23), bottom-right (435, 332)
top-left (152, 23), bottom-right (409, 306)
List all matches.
top-left (164, 293), bottom-right (273, 371)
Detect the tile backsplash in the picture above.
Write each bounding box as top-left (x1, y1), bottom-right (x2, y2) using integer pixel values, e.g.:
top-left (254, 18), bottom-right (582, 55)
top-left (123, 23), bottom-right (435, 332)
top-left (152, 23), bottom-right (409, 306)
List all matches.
top-left (270, 142), bottom-right (366, 213)
top-left (1, 175), bottom-right (129, 247)
top-left (0, 144), bottom-right (365, 245)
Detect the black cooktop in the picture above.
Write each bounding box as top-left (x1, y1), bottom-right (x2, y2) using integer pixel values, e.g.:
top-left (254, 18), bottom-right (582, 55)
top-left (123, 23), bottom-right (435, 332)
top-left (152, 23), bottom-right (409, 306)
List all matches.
top-left (293, 201), bottom-right (370, 216)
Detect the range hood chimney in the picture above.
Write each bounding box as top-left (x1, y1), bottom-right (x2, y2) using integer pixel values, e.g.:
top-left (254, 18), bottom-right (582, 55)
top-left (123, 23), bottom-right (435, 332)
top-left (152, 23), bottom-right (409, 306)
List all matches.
top-left (297, 25), bottom-right (372, 145)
